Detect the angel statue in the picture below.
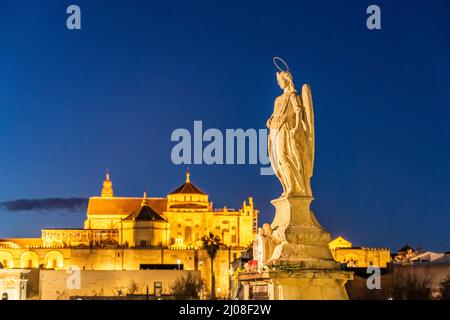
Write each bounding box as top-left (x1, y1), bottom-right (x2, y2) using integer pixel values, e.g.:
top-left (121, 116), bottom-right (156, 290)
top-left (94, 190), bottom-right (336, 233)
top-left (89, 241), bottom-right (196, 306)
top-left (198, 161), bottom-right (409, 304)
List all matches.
top-left (267, 57), bottom-right (315, 197)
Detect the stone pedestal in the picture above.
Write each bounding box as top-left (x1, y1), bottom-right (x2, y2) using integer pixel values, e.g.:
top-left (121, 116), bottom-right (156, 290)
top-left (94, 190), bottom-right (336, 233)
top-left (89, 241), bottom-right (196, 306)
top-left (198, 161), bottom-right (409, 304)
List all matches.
top-left (238, 269), bottom-right (352, 300)
top-left (269, 195), bottom-right (336, 265)
top-left (238, 195), bottom-right (353, 300)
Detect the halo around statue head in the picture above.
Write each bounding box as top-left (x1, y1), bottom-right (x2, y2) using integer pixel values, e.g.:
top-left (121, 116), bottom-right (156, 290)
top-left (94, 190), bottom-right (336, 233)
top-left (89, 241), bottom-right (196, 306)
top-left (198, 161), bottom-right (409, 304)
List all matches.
top-left (273, 56), bottom-right (290, 72)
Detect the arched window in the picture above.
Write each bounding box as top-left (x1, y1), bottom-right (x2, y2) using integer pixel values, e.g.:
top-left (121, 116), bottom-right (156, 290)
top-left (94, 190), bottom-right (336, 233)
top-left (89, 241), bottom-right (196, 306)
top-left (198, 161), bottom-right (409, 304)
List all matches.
top-left (44, 251), bottom-right (64, 269)
top-left (0, 252), bottom-right (14, 269)
top-left (20, 251), bottom-right (39, 269)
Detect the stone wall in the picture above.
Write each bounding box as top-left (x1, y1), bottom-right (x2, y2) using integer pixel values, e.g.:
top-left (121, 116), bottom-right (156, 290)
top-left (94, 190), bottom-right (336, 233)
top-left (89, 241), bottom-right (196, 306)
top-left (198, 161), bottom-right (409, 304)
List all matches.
top-left (1, 247), bottom-right (242, 299)
top-left (39, 269), bottom-right (200, 300)
top-left (67, 247), bottom-right (239, 298)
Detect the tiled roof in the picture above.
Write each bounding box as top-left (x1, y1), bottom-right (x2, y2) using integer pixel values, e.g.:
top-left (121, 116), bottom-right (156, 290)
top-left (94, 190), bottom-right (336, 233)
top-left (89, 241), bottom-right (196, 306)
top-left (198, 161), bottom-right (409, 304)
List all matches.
top-left (0, 238), bottom-right (43, 247)
top-left (87, 197), bottom-right (167, 216)
top-left (125, 205), bottom-right (166, 222)
top-left (169, 182), bottom-right (206, 195)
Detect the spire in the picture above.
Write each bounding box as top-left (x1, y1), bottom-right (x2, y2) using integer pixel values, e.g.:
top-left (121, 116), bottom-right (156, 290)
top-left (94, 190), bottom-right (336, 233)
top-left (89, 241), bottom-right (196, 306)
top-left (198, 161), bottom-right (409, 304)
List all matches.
top-left (101, 170), bottom-right (114, 197)
top-left (186, 170), bottom-right (191, 183)
top-left (141, 190), bottom-right (150, 207)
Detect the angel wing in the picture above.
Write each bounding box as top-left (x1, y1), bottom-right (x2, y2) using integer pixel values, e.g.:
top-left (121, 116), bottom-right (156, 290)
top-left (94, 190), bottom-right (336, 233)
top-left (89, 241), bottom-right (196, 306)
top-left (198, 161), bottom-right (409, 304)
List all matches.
top-left (301, 83), bottom-right (315, 177)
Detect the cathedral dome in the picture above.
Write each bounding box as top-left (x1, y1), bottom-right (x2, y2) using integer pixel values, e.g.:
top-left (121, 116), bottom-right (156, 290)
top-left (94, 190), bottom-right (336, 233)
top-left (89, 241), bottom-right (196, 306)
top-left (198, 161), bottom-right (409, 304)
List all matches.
top-left (167, 172), bottom-right (210, 211)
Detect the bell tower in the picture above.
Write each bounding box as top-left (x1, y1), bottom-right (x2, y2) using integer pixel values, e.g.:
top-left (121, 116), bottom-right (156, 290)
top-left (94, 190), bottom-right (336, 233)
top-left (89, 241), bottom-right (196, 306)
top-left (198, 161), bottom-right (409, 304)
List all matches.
top-left (101, 171), bottom-right (114, 197)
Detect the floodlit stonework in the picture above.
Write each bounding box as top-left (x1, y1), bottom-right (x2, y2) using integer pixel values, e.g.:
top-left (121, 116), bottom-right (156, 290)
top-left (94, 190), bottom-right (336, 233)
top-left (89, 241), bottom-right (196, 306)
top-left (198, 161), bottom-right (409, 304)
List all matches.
top-left (328, 236), bottom-right (391, 268)
top-left (40, 270), bottom-right (201, 300)
top-left (0, 172), bottom-right (258, 299)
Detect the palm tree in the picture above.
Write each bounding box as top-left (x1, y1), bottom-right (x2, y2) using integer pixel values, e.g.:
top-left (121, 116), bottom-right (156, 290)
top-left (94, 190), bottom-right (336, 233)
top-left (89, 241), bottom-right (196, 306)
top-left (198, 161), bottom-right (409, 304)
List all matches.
top-left (201, 232), bottom-right (221, 299)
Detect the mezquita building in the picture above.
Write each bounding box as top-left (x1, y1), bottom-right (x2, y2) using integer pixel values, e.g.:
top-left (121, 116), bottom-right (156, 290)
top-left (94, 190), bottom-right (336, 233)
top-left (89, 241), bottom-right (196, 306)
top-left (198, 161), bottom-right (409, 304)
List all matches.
top-left (0, 172), bottom-right (258, 299)
top-left (0, 171), bottom-right (391, 300)
top-left (44, 171), bottom-right (257, 249)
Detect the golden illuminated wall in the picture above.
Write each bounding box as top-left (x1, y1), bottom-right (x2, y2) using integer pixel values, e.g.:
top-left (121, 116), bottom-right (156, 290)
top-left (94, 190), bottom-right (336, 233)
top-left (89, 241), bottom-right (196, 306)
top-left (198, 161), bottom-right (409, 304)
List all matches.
top-left (0, 246), bottom-right (240, 298)
top-left (40, 270), bottom-right (201, 300)
top-left (42, 229), bottom-right (118, 247)
top-left (0, 172), bottom-right (257, 299)
top-left (329, 236), bottom-right (391, 268)
top-left (167, 193), bottom-right (210, 211)
top-left (0, 248), bottom-right (69, 270)
top-left (120, 220), bottom-right (170, 247)
top-left (333, 247), bottom-right (391, 268)
top-left (84, 201), bottom-right (256, 248)
top-left (83, 173), bottom-right (258, 248)
top-left (165, 197), bottom-right (257, 248)
top-left (0, 251), bottom-right (14, 269)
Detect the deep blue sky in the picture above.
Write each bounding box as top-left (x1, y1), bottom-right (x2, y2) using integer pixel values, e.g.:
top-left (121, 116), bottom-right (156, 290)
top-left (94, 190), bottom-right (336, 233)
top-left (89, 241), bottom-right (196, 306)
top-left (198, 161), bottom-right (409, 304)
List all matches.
top-left (0, 0), bottom-right (449, 251)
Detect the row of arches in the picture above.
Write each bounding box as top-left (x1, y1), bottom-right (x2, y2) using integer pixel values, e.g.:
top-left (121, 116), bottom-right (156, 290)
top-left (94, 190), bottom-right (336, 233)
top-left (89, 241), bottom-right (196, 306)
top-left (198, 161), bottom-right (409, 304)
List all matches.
top-left (0, 251), bottom-right (65, 269)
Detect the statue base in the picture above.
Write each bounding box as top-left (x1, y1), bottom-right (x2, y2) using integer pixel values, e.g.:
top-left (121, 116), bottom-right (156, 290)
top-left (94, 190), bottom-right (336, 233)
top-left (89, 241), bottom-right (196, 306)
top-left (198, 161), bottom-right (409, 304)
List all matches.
top-left (237, 269), bottom-right (353, 300)
top-left (236, 195), bottom-right (353, 300)
top-left (269, 195), bottom-right (337, 265)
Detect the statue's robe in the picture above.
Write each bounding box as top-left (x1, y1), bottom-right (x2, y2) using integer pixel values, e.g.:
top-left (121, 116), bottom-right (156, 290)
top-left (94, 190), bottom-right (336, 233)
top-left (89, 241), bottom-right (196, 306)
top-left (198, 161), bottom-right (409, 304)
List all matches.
top-left (268, 91), bottom-right (311, 196)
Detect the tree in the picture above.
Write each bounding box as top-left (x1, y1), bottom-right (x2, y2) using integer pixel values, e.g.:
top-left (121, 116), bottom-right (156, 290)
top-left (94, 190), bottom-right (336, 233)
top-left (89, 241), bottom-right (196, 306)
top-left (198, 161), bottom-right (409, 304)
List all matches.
top-left (389, 272), bottom-right (431, 300)
top-left (439, 275), bottom-right (450, 300)
top-left (127, 280), bottom-right (139, 295)
top-left (201, 232), bottom-right (221, 299)
top-left (170, 272), bottom-right (205, 300)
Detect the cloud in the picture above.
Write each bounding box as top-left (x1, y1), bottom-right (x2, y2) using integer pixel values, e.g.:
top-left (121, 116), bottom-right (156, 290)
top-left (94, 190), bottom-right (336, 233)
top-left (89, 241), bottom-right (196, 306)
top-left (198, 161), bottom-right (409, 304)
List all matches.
top-left (0, 198), bottom-right (88, 212)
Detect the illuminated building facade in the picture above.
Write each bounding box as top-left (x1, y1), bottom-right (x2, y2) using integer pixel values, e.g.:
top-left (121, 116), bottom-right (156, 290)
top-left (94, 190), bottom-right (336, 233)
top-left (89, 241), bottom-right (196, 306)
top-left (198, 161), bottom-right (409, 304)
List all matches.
top-left (0, 172), bottom-right (258, 299)
top-left (328, 236), bottom-right (391, 268)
